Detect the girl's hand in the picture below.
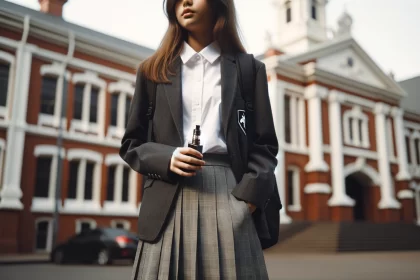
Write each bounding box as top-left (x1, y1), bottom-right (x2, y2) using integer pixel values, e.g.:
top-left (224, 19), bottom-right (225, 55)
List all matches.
top-left (170, 147), bottom-right (205, 177)
top-left (247, 203), bottom-right (257, 213)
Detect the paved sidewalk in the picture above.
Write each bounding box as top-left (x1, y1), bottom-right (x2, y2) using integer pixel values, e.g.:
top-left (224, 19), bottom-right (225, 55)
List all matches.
top-left (0, 253), bottom-right (49, 265)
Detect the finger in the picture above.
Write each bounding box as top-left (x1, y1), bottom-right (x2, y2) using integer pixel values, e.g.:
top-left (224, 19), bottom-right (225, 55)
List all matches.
top-left (176, 153), bottom-right (205, 166)
top-left (174, 161), bottom-right (202, 171)
top-left (172, 167), bottom-right (196, 177)
top-left (178, 147), bottom-right (203, 159)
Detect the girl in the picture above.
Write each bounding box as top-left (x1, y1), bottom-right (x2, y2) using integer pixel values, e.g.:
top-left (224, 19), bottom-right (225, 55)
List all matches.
top-left (120, 0), bottom-right (278, 279)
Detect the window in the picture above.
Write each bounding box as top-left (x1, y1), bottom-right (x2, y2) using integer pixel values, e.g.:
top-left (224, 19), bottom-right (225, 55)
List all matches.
top-left (0, 139), bottom-right (5, 187)
top-left (89, 87), bottom-right (99, 123)
top-left (406, 135), bottom-right (412, 164)
top-left (35, 219), bottom-right (53, 252)
top-left (110, 94), bottom-right (119, 127)
top-left (111, 219), bottom-right (131, 230)
top-left (107, 81), bottom-right (135, 139)
top-left (125, 96), bottom-right (131, 128)
top-left (104, 154), bottom-right (138, 214)
top-left (347, 57), bottom-right (354, 68)
top-left (40, 77), bottom-right (57, 115)
top-left (31, 145), bottom-right (64, 212)
top-left (285, 95), bottom-right (291, 143)
top-left (287, 167), bottom-right (301, 212)
top-left (311, 0), bottom-right (317, 20)
top-left (34, 157), bottom-right (52, 198)
top-left (38, 63), bottom-right (71, 128)
top-left (0, 63), bottom-right (10, 107)
top-left (75, 219), bottom-right (97, 233)
top-left (67, 161), bottom-right (79, 199)
top-left (286, 1), bottom-right (292, 23)
top-left (106, 166), bottom-right (116, 201)
top-left (64, 149), bottom-right (103, 212)
top-left (70, 72), bottom-right (106, 137)
top-left (73, 84), bottom-right (84, 120)
top-left (343, 106), bottom-right (370, 148)
top-left (284, 92), bottom-right (306, 149)
top-left (415, 139), bottom-right (420, 165)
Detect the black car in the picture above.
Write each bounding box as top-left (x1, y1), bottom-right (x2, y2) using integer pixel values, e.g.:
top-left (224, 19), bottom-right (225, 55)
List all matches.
top-left (50, 227), bottom-right (139, 265)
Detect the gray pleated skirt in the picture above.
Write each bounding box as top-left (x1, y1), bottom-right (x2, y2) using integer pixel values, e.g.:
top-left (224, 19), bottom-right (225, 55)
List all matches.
top-left (131, 154), bottom-right (268, 280)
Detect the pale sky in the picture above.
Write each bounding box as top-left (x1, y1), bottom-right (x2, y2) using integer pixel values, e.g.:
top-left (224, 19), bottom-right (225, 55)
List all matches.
top-left (5, 0), bottom-right (420, 81)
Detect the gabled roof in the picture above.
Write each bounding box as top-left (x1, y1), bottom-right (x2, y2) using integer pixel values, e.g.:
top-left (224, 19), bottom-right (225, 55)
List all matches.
top-left (399, 76), bottom-right (420, 115)
top-left (0, 0), bottom-right (154, 60)
top-left (282, 34), bottom-right (405, 97)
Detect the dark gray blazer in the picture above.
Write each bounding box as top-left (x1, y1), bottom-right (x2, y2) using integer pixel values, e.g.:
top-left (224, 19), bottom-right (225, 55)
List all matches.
top-left (120, 53), bottom-right (279, 243)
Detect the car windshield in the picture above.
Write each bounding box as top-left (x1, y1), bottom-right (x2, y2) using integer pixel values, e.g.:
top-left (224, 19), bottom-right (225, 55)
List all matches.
top-left (102, 228), bottom-right (137, 239)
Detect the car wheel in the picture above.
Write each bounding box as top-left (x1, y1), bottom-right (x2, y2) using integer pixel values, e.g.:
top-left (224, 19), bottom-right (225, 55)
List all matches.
top-left (53, 250), bottom-right (65, 265)
top-left (96, 249), bottom-right (110, 266)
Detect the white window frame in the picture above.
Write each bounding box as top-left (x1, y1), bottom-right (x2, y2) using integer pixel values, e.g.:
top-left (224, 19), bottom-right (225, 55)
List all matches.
top-left (0, 138), bottom-right (5, 187)
top-left (70, 71), bottom-right (107, 138)
top-left (0, 51), bottom-right (15, 121)
top-left (343, 106), bottom-right (370, 148)
top-left (38, 63), bottom-right (71, 129)
top-left (75, 218), bottom-right (97, 233)
top-left (284, 89), bottom-right (306, 150)
top-left (287, 166), bottom-right (302, 212)
top-left (107, 81), bottom-right (134, 140)
top-left (31, 145), bottom-right (65, 212)
top-left (103, 154), bottom-right (137, 215)
top-left (386, 117), bottom-right (396, 161)
top-left (63, 149), bottom-right (103, 213)
top-left (34, 217), bottom-right (53, 252)
top-left (110, 219), bottom-right (131, 230)
top-left (406, 129), bottom-right (420, 178)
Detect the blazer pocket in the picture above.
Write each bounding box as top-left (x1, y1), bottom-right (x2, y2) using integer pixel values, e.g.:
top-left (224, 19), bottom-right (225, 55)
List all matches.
top-left (143, 178), bottom-right (155, 189)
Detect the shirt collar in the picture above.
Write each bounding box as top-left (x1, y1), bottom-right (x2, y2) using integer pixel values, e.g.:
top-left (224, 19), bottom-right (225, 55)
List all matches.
top-left (180, 41), bottom-right (221, 64)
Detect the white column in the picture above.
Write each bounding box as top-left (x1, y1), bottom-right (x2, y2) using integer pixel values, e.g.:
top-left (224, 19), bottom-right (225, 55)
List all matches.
top-left (304, 84), bottom-right (329, 172)
top-left (77, 159), bottom-right (87, 201)
top-left (362, 119), bottom-right (370, 148)
top-left (374, 103), bottom-right (400, 209)
top-left (352, 110), bottom-right (361, 146)
top-left (327, 90), bottom-right (355, 206)
top-left (0, 46), bottom-right (33, 209)
top-left (268, 71), bottom-right (292, 223)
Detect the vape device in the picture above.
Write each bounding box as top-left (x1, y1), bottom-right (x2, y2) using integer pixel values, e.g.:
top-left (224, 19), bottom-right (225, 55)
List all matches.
top-left (188, 125), bottom-right (203, 155)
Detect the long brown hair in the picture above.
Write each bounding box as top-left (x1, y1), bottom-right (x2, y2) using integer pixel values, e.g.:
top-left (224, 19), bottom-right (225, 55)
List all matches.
top-left (140, 0), bottom-right (246, 83)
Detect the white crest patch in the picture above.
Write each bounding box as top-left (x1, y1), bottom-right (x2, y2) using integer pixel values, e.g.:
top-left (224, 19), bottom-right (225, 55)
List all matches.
top-left (237, 110), bottom-right (246, 135)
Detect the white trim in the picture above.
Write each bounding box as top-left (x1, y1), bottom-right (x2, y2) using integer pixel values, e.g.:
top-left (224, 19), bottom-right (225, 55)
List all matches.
top-left (343, 157), bottom-right (381, 185)
top-left (405, 121), bottom-right (420, 132)
top-left (105, 154), bottom-right (126, 166)
top-left (31, 197), bottom-right (55, 212)
top-left (110, 219), bottom-right (131, 230)
top-left (34, 145), bottom-right (65, 158)
top-left (397, 189), bottom-right (414, 200)
top-left (67, 149), bottom-right (103, 163)
top-left (286, 166), bottom-right (302, 212)
top-left (75, 218), bottom-right (97, 233)
top-left (40, 62), bottom-right (71, 80)
top-left (34, 217), bottom-right (53, 252)
top-left (108, 81), bottom-right (135, 96)
top-left (0, 50), bottom-right (16, 121)
top-left (0, 138), bottom-right (5, 186)
top-left (70, 72), bottom-right (107, 138)
top-left (304, 183), bottom-right (331, 194)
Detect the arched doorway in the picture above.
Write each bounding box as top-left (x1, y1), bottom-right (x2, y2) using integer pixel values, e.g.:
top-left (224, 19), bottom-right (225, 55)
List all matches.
top-left (345, 172), bottom-right (373, 221)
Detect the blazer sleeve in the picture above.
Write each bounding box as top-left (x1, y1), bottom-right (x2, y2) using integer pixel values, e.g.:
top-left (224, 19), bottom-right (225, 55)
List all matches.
top-left (119, 69), bottom-right (177, 183)
top-left (231, 62), bottom-right (279, 209)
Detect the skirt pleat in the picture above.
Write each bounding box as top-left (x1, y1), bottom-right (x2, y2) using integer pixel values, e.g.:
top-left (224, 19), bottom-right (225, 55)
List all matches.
top-left (132, 156), bottom-right (268, 280)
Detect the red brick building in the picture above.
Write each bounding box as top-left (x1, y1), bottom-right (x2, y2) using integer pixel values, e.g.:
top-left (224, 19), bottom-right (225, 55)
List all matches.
top-left (0, 0), bottom-right (419, 255)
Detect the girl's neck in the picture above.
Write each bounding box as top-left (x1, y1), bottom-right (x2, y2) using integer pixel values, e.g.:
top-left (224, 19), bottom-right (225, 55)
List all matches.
top-left (186, 31), bottom-right (214, 53)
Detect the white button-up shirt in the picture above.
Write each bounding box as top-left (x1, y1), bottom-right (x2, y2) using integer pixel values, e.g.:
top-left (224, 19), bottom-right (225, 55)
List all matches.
top-left (180, 41), bottom-right (227, 154)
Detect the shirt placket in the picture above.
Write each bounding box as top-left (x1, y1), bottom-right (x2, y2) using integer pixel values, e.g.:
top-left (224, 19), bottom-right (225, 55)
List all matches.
top-left (191, 54), bottom-right (204, 129)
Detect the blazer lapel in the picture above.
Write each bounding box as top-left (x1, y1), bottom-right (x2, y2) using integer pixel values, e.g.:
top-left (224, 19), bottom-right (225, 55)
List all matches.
top-left (162, 57), bottom-right (184, 145)
top-left (221, 54), bottom-right (238, 138)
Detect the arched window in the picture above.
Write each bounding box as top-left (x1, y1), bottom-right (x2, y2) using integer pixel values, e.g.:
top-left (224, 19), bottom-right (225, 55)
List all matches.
top-left (107, 81), bottom-right (135, 139)
top-left (34, 218), bottom-right (53, 252)
top-left (286, 0), bottom-right (292, 23)
top-left (311, 0), bottom-right (317, 20)
top-left (0, 51), bottom-right (15, 120)
top-left (343, 106), bottom-right (370, 148)
top-left (75, 218), bottom-right (97, 233)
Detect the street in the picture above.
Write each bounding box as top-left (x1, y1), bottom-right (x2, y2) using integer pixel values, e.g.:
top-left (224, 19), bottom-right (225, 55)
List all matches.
top-left (1, 251), bottom-right (419, 280)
